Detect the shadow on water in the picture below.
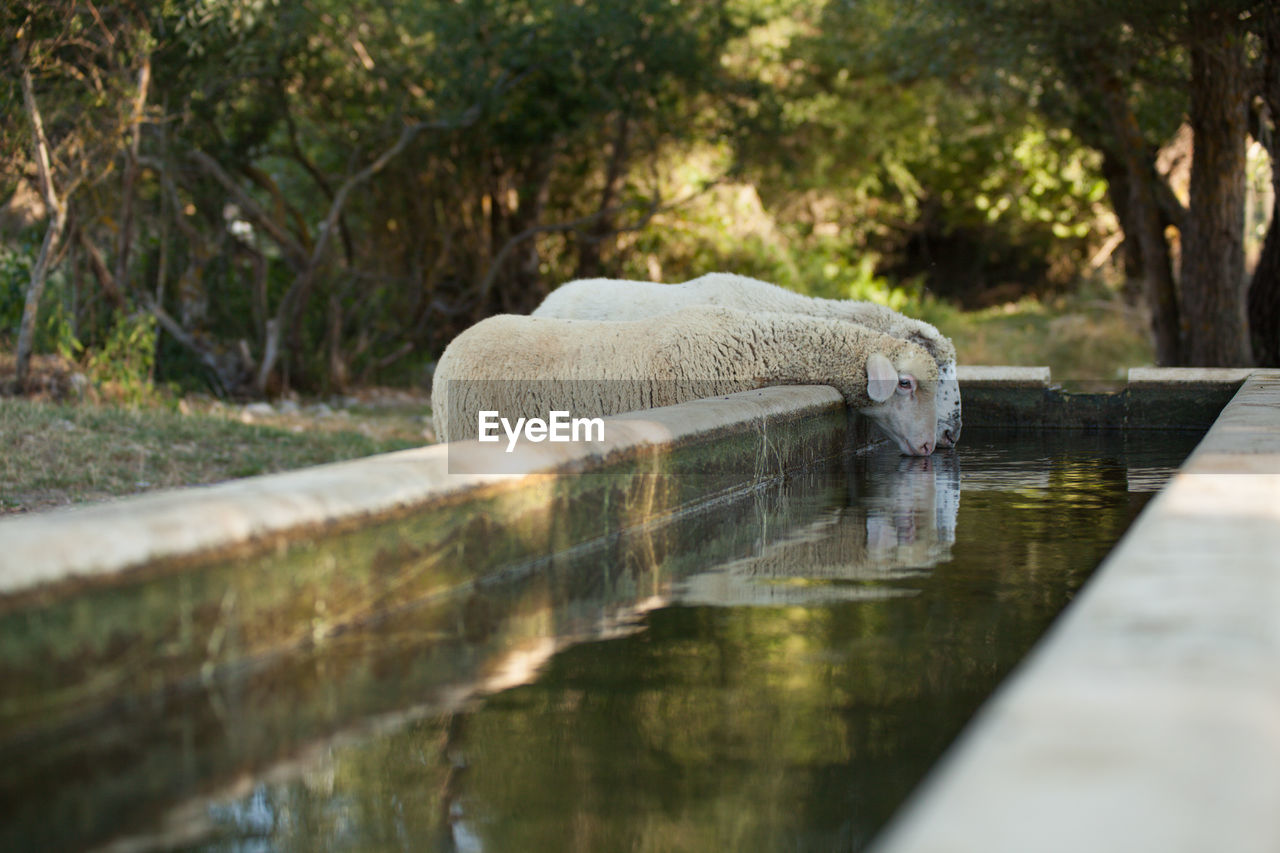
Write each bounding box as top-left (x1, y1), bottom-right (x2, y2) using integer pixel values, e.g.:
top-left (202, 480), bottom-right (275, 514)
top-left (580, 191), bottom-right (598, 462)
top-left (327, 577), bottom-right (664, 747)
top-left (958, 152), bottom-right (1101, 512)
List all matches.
top-left (0, 429), bottom-right (1203, 852)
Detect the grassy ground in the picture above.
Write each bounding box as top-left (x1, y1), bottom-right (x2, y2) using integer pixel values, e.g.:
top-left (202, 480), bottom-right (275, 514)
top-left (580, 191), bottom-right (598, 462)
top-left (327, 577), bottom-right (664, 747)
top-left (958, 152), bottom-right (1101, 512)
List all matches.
top-left (0, 395), bottom-right (427, 515)
top-left (915, 288), bottom-right (1155, 381)
top-left (0, 288), bottom-right (1154, 515)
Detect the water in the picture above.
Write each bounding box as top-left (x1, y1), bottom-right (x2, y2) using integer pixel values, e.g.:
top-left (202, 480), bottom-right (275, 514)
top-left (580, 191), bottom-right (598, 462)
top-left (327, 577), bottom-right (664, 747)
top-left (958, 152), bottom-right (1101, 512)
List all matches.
top-left (1, 430), bottom-right (1202, 852)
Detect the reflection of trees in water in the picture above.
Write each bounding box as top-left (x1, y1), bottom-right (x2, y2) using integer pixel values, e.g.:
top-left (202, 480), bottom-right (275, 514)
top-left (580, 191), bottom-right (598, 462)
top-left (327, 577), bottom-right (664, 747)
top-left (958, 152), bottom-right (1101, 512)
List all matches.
top-left (428, 438), bottom-right (1154, 852)
top-left (139, 435), bottom-right (1179, 853)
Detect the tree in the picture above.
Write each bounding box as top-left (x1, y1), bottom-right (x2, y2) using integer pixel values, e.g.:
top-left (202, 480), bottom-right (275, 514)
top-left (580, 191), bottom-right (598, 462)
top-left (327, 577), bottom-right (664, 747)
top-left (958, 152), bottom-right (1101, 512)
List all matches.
top-left (13, 54), bottom-right (69, 391)
top-left (1091, 57), bottom-right (1184, 365)
top-left (132, 0), bottom-right (744, 393)
top-left (1247, 3), bottom-right (1280, 366)
top-left (3, 1), bottom-right (153, 389)
top-left (1181, 1), bottom-right (1252, 365)
top-left (873, 0), bottom-right (1263, 365)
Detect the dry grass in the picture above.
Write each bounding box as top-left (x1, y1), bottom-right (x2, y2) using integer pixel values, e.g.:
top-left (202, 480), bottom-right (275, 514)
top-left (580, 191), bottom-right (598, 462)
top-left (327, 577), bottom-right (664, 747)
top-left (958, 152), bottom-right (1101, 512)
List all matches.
top-left (921, 291), bottom-right (1155, 381)
top-left (0, 397), bottom-right (426, 515)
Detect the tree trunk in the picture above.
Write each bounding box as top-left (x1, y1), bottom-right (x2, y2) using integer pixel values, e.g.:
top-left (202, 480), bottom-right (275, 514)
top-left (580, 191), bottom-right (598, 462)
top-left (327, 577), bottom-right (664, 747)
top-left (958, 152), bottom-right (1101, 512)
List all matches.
top-left (576, 113), bottom-right (631, 280)
top-left (1099, 147), bottom-right (1145, 302)
top-left (327, 292), bottom-right (350, 393)
top-left (1097, 68), bottom-right (1182, 364)
top-left (256, 318), bottom-right (282, 395)
top-left (1251, 191), bottom-right (1280, 366)
top-left (1247, 5), bottom-right (1280, 367)
top-left (15, 66), bottom-right (67, 390)
top-left (114, 57), bottom-right (151, 295)
top-left (1181, 4), bottom-right (1252, 366)
top-left (15, 206), bottom-right (68, 390)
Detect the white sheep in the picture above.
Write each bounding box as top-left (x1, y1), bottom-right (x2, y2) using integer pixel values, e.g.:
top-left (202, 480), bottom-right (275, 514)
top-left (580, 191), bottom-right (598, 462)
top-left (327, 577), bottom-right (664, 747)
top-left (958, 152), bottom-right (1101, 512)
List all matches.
top-left (676, 450), bottom-right (961, 607)
top-left (532, 272), bottom-right (962, 447)
top-left (432, 305), bottom-right (939, 456)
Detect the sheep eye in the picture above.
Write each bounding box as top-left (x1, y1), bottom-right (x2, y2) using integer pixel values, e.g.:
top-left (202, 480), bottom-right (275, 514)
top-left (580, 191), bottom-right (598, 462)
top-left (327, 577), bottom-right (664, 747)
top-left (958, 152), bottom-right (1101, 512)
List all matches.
top-left (897, 377), bottom-right (914, 389)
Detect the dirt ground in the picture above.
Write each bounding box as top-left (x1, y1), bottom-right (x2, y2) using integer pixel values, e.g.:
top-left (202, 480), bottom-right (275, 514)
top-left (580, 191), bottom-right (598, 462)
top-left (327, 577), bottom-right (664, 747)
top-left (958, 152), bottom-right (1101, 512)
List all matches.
top-left (0, 352), bottom-right (86, 400)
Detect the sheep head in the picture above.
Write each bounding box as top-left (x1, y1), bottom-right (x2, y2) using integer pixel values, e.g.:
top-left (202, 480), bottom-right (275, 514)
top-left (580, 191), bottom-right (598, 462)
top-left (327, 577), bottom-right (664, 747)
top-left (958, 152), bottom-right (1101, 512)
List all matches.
top-left (933, 359), bottom-right (962, 448)
top-left (862, 349), bottom-right (938, 457)
top-left (899, 327), bottom-right (960, 449)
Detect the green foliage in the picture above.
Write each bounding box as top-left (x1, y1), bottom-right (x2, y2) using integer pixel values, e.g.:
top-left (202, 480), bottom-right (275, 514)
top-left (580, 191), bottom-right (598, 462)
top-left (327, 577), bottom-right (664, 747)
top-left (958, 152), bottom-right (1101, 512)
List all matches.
top-left (718, 0), bottom-right (1124, 304)
top-left (1, 0), bottom-right (1199, 389)
top-left (921, 280), bottom-right (1154, 379)
top-left (83, 314), bottom-right (161, 407)
top-left (2, 236), bottom-right (88, 355)
top-left (0, 240), bottom-right (35, 340)
top-left (45, 301), bottom-right (81, 364)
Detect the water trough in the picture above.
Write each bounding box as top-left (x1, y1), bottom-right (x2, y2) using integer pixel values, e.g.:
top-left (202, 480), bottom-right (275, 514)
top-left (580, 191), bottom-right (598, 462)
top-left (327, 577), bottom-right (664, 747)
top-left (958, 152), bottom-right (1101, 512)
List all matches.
top-left (1, 366), bottom-right (1278, 851)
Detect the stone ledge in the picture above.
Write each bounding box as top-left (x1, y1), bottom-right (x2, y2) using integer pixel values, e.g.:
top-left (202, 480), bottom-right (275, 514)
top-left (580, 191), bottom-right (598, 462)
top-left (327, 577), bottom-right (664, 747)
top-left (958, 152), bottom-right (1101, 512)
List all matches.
top-left (956, 365), bottom-right (1052, 386)
top-left (1127, 367), bottom-right (1258, 384)
top-left (956, 366), bottom-right (1265, 429)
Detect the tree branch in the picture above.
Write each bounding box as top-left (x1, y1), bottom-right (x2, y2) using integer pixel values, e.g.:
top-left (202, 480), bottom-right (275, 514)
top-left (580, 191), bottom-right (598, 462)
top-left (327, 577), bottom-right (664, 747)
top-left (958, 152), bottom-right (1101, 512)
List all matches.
top-left (1152, 170), bottom-right (1188, 232)
top-left (283, 106), bottom-right (354, 264)
top-left (188, 149), bottom-right (310, 269)
top-left (478, 177), bottom-right (723, 298)
top-left (253, 95), bottom-right (496, 393)
top-left (307, 102), bottom-right (488, 276)
top-left (15, 62), bottom-right (70, 389)
top-left (23, 66), bottom-right (61, 217)
top-left (114, 54), bottom-right (150, 292)
top-left (75, 224), bottom-right (127, 309)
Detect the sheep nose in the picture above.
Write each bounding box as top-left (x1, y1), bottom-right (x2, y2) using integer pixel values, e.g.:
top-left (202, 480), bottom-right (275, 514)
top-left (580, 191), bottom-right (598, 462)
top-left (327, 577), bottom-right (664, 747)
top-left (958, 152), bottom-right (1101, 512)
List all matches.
top-left (919, 440), bottom-right (934, 456)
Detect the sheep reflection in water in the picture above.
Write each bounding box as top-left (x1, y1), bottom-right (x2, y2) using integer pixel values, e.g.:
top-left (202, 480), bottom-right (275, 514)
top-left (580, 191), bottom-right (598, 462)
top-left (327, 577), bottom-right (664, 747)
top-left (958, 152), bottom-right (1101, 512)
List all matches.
top-left (674, 449), bottom-right (961, 607)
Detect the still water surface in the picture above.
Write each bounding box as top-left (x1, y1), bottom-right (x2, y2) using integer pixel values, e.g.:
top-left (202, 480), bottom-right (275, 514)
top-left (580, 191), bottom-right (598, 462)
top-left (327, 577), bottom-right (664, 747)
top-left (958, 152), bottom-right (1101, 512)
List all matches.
top-left (174, 429), bottom-right (1200, 853)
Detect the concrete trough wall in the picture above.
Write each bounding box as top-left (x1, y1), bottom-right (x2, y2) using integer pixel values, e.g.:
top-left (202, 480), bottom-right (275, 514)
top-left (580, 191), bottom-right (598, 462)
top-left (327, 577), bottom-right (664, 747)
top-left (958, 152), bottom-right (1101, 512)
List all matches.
top-left (2, 414), bottom-right (882, 853)
top-left (0, 385), bottom-right (861, 600)
top-left (0, 384), bottom-right (875, 851)
top-left (957, 365), bottom-right (1255, 429)
top-left (0, 387), bottom-right (869, 734)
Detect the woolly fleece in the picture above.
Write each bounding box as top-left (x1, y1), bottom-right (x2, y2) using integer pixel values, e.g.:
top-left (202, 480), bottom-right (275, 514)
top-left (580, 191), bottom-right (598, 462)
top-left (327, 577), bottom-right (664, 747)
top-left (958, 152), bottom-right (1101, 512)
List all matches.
top-left (432, 306), bottom-right (939, 456)
top-left (533, 272), bottom-right (961, 446)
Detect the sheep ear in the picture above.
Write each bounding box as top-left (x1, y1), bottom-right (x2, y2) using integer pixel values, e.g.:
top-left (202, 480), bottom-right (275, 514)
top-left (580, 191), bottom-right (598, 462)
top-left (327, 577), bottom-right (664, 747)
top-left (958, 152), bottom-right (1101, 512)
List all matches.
top-left (867, 352), bottom-right (897, 402)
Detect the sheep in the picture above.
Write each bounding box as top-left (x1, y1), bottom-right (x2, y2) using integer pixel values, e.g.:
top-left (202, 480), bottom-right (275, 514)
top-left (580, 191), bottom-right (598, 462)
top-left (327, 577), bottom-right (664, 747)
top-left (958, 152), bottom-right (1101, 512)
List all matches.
top-left (431, 305), bottom-right (939, 456)
top-left (531, 272), bottom-right (962, 447)
top-left (677, 451), bottom-right (961, 607)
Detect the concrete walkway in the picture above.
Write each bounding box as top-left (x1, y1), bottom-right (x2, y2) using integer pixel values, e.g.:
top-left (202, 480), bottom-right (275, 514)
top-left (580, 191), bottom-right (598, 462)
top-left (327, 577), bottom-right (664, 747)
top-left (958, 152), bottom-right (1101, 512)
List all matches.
top-left (871, 370), bottom-right (1280, 853)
